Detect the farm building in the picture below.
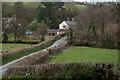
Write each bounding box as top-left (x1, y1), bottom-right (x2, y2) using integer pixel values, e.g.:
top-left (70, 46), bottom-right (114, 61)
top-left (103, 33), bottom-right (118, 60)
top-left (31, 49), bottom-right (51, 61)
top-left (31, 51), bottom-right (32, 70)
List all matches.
top-left (49, 19), bottom-right (76, 36)
top-left (49, 29), bottom-right (59, 36)
top-left (25, 31), bottom-right (32, 35)
top-left (49, 29), bottom-right (64, 36)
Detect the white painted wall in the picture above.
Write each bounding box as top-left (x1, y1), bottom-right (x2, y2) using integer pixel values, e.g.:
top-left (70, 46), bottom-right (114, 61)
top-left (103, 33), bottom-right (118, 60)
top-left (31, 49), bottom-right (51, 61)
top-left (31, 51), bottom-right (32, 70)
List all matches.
top-left (59, 21), bottom-right (69, 29)
top-left (57, 32), bottom-right (61, 35)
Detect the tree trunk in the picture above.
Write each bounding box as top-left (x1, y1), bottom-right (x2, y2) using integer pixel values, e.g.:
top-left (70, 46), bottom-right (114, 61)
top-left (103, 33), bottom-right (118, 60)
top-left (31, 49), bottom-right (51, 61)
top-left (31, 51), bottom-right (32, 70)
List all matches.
top-left (17, 35), bottom-right (20, 41)
top-left (41, 35), bottom-right (45, 41)
top-left (96, 38), bottom-right (101, 48)
top-left (68, 28), bottom-right (73, 44)
top-left (14, 32), bottom-right (17, 43)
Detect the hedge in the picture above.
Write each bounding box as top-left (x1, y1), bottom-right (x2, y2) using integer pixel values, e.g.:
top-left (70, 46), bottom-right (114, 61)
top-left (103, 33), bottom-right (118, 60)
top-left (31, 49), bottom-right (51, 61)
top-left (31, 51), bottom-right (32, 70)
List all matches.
top-left (4, 63), bottom-right (120, 79)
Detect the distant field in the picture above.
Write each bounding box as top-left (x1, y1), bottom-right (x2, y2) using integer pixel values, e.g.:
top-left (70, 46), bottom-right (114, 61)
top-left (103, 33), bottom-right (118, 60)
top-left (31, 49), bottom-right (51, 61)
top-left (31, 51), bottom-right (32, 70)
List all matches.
top-left (2, 43), bottom-right (32, 53)
top-left (3, 2), bottom-right (41, 8)
top-left (50, 46), bottom-right (118, 64)
top-left (4, 35), bottom-right (54, 42)
top-left (75, 5), bottom-right (86, 8)
top-left (45, 36), bottom-right (54, 40)
top-left (7, 37), bottom-right (40, 42)
top-left (1, 36), bottom-right (54, 54)
top-left (4, 2), bottom-right (86, 9)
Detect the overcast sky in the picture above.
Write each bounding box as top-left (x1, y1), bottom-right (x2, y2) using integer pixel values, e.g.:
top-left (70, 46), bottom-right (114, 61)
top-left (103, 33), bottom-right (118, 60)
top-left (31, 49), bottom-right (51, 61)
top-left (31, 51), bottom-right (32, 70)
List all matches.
top-left (74, 0), bottom-right (119, 2)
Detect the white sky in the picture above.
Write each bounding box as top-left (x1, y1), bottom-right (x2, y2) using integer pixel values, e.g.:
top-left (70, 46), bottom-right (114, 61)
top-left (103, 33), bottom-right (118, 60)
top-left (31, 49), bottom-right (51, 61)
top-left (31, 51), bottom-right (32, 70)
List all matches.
top-left (74, 0), bottom-right (119, 2)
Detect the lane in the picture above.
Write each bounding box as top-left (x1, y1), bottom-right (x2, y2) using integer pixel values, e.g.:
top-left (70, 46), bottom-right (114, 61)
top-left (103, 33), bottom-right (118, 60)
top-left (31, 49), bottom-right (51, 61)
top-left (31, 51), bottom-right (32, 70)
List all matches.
top-left (0, 36), bottom-right (67, 79)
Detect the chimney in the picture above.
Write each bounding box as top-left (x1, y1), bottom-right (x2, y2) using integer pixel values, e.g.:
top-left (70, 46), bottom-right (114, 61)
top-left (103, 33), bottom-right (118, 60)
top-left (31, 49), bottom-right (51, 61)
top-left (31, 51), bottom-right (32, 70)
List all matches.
top-left (72, 18), bottom-right (74, 21)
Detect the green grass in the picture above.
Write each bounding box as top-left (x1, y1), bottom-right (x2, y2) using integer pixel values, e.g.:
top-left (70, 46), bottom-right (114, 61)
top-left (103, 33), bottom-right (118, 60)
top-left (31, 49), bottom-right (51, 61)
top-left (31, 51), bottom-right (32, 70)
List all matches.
top-left (3, 2), bottom-right (41, 8)
top-left (2, 41), bottom-right (55, 64)
top-left (45, 36), bottom-right (54, 40)
top-left (75, 5), bottom-right (86, 8)
top-left (50, 46), bottom-right (118, 64)
top-left (6, 36), bottom-right (54, 42)
top-left (2, 43), bottom-right (33, 53)
top-left (7, 37), bottom-right (40, 42)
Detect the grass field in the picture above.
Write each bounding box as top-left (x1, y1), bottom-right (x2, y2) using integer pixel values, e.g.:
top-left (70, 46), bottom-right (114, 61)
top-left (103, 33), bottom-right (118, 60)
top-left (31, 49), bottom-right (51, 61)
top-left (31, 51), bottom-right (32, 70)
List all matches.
top-left (75, 5), bottom-right (86, 8)
top-left (45, 36), bottom-right (54, 40)
top-left (3, 2), bottom-right (41, 8)
top-left (50, 46), bottom-right (118, 64)
top-left (7, 37), bottom-right (40, 42)
top-left (2, 43), bottom-right (32, 54)
top-left (6, 36), bottom-right (54, 42)
top-left (1, 36), bottom-right (54, 54)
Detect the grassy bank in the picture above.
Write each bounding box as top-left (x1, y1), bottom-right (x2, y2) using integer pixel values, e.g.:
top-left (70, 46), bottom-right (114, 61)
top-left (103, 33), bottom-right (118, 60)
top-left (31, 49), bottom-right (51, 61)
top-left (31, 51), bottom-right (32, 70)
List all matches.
top-left (50, 46), bottom-right (118, 64)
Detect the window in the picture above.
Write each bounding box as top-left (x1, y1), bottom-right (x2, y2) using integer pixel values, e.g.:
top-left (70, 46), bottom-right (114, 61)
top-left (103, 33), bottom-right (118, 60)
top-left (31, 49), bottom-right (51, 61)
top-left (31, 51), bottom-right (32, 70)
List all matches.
top-left (63, 26), bottom-right (66, 29)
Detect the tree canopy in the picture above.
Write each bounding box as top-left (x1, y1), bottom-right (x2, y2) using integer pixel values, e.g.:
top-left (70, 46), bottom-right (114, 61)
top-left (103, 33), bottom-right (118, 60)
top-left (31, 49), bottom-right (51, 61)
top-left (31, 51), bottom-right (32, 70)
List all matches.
top-left (35, 2), bottom-right (65, 29)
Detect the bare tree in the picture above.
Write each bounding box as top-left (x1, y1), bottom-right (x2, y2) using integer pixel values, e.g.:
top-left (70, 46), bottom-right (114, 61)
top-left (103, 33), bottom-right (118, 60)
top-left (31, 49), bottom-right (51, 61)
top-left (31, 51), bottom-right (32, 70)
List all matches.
top-left (12, 2), bottom-right (36, 42)
top-left (35, 23), bottom-right (48, 41)
top-left (74, 3), bottom-right (119, 48)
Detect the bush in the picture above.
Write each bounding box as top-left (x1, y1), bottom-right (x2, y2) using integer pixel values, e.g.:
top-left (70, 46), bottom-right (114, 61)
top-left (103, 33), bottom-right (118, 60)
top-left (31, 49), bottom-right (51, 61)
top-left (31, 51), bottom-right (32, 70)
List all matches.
top-left (56, 63), bottom-right (95, 79)
top-left (55, 63), bottom-right (118, 80)
top-left (102, 34), bottom-right (118, 49)
top-left (4, 63), bottom-right (120, 79)
top-left (2, 33), bottom-right (8, 42)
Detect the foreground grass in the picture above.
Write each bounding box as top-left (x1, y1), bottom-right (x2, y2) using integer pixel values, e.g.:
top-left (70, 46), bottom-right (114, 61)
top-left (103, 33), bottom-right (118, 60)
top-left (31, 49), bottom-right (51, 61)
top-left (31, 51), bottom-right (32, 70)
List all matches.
top-left (50, 46), bottom-right (118, 64)
top-left (2, 43), bottom-right (33, 54)
top-left (2, 41), bottom-right (55, 64)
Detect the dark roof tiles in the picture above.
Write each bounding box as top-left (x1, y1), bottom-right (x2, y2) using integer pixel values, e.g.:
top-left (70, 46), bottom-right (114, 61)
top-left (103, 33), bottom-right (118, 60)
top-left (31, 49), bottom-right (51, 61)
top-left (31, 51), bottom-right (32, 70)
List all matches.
top-left (65, 21), bottom-right (76, 25)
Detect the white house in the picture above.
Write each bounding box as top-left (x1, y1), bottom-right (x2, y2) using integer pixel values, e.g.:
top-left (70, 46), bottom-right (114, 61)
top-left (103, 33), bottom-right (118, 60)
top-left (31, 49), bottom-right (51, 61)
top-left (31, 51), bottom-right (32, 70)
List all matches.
top-left (59, 21), bottom-right (76, 30)
top-left (57, 20), bottom-right (76, 35)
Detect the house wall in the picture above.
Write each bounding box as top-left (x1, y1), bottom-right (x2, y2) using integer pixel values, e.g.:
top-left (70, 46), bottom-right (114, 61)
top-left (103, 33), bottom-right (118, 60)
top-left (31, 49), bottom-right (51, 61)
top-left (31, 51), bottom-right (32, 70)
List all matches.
top-left (49, 33), bottom-right (57, 36)
top-left (57, 32), bottom-right (62, 35)
top-left (59, 21), bottom-right (69, 29)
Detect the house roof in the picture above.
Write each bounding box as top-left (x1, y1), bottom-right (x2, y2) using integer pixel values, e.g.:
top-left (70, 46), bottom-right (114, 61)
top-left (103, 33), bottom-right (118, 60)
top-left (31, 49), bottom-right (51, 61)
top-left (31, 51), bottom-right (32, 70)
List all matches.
top-left (65, 21), bottom-right (76, 25)
top-left (25, 31), bottom-right (32, 35)
top-left (49, 29), bottom-right (64, 33)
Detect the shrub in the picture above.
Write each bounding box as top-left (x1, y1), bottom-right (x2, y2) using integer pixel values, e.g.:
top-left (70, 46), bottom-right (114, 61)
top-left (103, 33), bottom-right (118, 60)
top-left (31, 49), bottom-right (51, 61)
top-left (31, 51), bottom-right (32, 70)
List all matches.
top-left (2, 33), bottom-right (8, 42)
top-left (56, 63), bottom-right (95, 79)
top-left (102, 34), bottom-right (118, 49)
top-left (4, 63), bottom-right (120, 79)
top-left (55, 63), bottom-right (118, 80)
